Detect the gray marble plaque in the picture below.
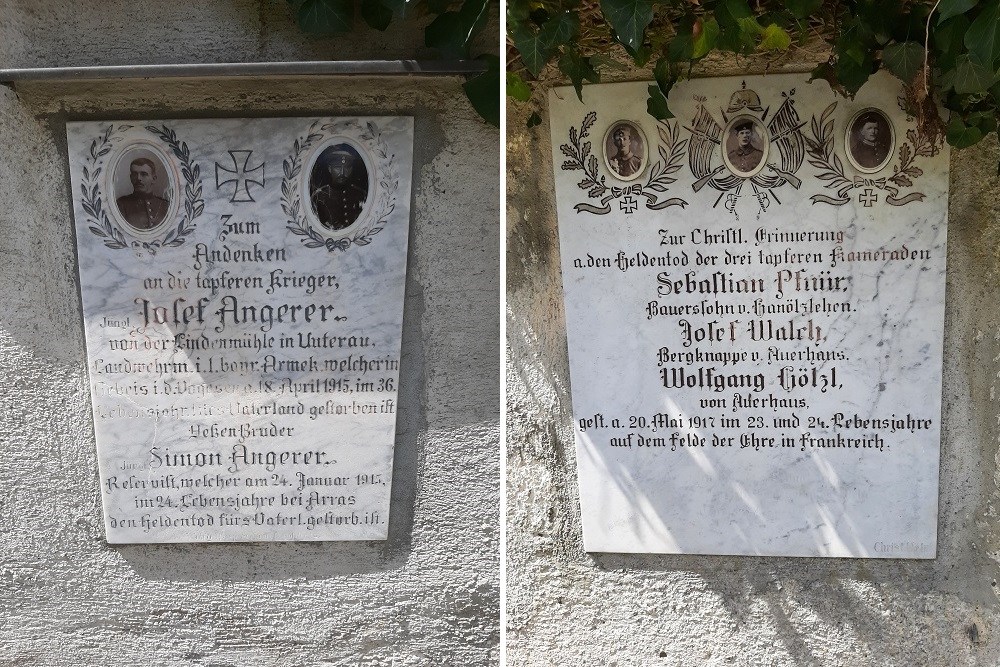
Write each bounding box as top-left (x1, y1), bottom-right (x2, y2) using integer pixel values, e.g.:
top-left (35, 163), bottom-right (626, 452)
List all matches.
top-left (68, 117), bottom-right (413, 543)
top-left (549, 73), bottom-right (948, 557)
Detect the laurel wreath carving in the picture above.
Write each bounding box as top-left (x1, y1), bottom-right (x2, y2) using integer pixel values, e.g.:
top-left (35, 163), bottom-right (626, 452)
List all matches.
top-left (889, 127), bottom-right (939, 189)
top-left (82, 124), bottom-right (204, 254)
top-left (643, 122), bottom-right (687, 196)
top-left (560, 112), bottom-right (687, 215)
top-left (282, 120), bottom-right (398, 252)
top-left (560, 111), bottom-right (607, 199)
top-left (804, 103), bottom-right (853, 203)
top-left (806, 103), bottom-right (936, 207)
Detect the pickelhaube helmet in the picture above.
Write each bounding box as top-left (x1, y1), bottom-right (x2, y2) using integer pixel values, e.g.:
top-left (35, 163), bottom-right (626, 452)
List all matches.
top-left (726, 82), bottom-right (763, 113)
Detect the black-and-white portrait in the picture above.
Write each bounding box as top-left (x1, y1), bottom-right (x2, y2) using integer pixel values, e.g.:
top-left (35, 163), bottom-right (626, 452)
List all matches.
top-left (723, 116), bottom-right (768, 176)
top-left (308, 143), bottom-right (370, 231)
top-left (603, 121), bottom-right (646, 181)
top-left (846, 108), bottom-right (894, 172)
top-left (113, 147), bottom-right (173, 232)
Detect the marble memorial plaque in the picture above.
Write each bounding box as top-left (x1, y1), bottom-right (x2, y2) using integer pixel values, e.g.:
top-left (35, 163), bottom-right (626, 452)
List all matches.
top-left (68, 117), bottom-right (413, 543)
top-left (549, 73), bottom-right (948, 557)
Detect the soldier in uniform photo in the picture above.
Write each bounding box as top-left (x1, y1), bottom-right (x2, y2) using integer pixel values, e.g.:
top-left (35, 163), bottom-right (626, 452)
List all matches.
top-left (848, 110), bottom-right (892, 171)
top-left (309, 145), bottom-right (369, 231)
top-left (116, 157), bottom-right (169, 231)
top-left (606, 123), bottom-right (642, 179)
top-left (726, 119), bottom-right (764, 174)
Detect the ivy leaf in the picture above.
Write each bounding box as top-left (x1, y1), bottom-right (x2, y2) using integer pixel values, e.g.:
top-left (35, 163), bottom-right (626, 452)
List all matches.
top-left (952, 54), bottom-right (997, 93)
top-left (784, 0), bottom-right (822, 19)
top-left (759, 23), bottom-right (791, 51)
top-left (667, 15), bottom-right (695, 61)
top-left (647, 84), bottom-right (673, 120)
top-left (716, 0), bottom-right (763, 53)
top-left (463, 54), bottom-right (500, 127)
top-left (297, 0), bottom-right (354, 33)
top-left (692, 18), bottom-right (720, 58)
top-left (506, 0), bottom-right (530, 22)
top-left (620, 39), bottom-right (654, 66)
top-left (360, 0), bottom-right (393, 30)
top-left (883, 41), bottom-right (924, 83)
top-left (600, 0), bottom-right (654, 52)
top-left (527, 112), bottom-right (542, 128)
top-left (425, 0), bottom-right (490, 58)
top-left (965, 0), bottom-right (1000, 69)
top-left (946, 116), bottom-right (984, 147)
top-left (834, 31), bottom-right (875, 93)
top-left (507, 71), bottom-right (532, 102)
top-left (590, 54), bottom-right (629, 70)
top-left (718, 0), bottom-right (753, 20)
top-left (559, 49), bottom-right (600, 101)
top-left (934, 14), bottom-right (971, 69)
top-left (511, 23), bottom-right (553, 76)
top-left (937, 0), bottom-right (978, 24)
top-left (652, 56), bottom-right (677, 100)
top-left (967, 110), bottom-right (998, 133)
top-left (539, 11), bottom-right (579, 50)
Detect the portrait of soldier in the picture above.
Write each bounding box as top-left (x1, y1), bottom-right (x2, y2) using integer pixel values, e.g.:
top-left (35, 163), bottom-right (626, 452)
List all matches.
top-left (309, 144), bottom-right (370, 231)
top-left (848, 110), bottom-right (892, 171)
top-left (605, 122), bottom-right (644, 180)
top-left (115, 156), bottom-right (170, 231)
top-left (725, 118), bottom-right (765, 175)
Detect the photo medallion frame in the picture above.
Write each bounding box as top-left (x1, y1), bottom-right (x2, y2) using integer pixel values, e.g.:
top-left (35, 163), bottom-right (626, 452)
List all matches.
top-left (845, 107), bottom-right (896, 174)
top-left (602, 119), bottom-right (648, 181)
top-left (108, 141), bottom-right (181, 239)
top-left (721, 114), bottom-right (770, 178)
top-left (283, 119), bottom-right (399, 253)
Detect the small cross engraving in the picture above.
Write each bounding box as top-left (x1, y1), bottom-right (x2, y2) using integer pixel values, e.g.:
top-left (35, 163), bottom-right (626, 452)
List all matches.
top-left (620, 195), bottom-right (638, 213)
top-left (859, 188), bottom-right (877, 207)
top-left (215, 150), bottom-right (265, 203)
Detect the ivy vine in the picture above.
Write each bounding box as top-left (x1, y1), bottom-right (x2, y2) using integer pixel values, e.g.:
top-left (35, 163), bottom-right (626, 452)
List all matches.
top-left (507, 0), bottom-right (1000, 152)
top-left (285, 0), bottom-right (501, 126)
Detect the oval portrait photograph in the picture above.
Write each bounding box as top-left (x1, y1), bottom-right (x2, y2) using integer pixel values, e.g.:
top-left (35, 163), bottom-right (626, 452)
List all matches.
top-left (603, 120), bottom-right (646, 181)
top-left (846, 108), bottom-right (894, 173)
top-left (112, 146), bottom-right (175, 233)
top-left (308, 143), bottom-right (371, 231)
top-left (723, 115), bottom-right (769, 177)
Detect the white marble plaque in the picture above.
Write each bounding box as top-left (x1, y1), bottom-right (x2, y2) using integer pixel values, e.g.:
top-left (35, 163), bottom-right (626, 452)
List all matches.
top-left (68, 117), bottom-right (413, 543)
top-left (550, 73), bottom-right (948, 557)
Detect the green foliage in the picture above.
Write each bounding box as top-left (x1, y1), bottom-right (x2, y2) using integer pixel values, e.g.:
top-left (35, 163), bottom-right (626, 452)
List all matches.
top-left (507, 72), bottom-right (532, 102)
top-left (505, 0), bottom-right (1000, 149)
top-left (559, 48), bottom-right (601, 101)
top-left (425, 0), bottom-right (491, 58)
top-left (600, 0), bottom-right (655, 52)
top-left (464, 54), bottom-right (501, 126)
top-left (647, 83), bottom-right (672, 120)
top-left (286, 0), bottom-right (500, 126)
top-left (883, 42), bottom-right (923, 83)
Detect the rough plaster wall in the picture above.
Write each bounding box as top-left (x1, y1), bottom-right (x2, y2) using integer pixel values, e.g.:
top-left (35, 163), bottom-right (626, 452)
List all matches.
top-left (507, 55), bottom-right (1000, 665)
top-left (0, 4), bottom-right (500, 662)
top-left (0, 0), bottom-right (434, 67)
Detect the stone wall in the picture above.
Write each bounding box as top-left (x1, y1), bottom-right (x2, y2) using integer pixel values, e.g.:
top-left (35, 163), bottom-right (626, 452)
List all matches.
top-left (0, 3), bottom-right (499, 665)
top-left (507, 57), bottom-right (1000, 666)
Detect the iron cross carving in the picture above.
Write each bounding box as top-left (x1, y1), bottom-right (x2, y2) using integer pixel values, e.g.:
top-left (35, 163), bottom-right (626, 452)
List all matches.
top-left (215, 150), bottom-right (265, 203)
